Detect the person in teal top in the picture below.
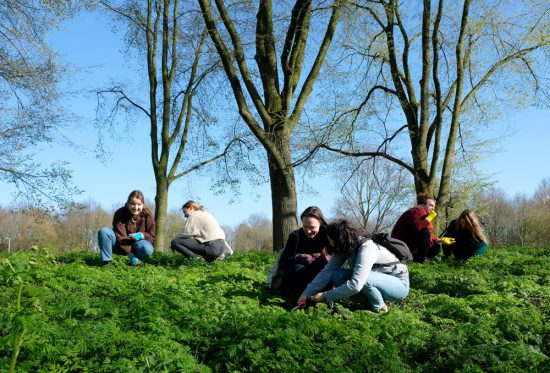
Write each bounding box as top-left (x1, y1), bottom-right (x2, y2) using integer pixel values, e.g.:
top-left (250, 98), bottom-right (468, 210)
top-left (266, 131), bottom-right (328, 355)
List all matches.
top-left (442, 209), bottom-right (489, 260)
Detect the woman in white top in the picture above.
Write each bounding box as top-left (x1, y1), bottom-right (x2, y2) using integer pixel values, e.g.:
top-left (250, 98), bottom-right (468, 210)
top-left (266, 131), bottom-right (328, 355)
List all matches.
top-left (298, 219), bottom-right (409, 313)
top-left (170, 200), bottom-right (233, 262)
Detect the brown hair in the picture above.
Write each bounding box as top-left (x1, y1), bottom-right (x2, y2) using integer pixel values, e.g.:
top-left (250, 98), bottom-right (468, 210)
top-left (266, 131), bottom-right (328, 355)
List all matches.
top-left (459, 209), bottom-right (489, 244)
top-left (417, 192), bottom-right (435, 205)
top-left (182, 200), bottom-right (204, 211)
top-left (126, 190), bottom-right (151, 217)
top-left (300, 206), bottom-right (328, 227)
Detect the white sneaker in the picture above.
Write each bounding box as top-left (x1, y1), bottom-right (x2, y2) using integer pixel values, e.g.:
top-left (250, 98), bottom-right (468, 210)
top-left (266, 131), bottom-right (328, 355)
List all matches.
top-left (224, 241), bottom-right (234, 256)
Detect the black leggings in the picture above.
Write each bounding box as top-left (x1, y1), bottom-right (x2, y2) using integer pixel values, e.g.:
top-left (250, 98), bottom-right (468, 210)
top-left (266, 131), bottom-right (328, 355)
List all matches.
top-left (171, 235), bottom-right (224, 262)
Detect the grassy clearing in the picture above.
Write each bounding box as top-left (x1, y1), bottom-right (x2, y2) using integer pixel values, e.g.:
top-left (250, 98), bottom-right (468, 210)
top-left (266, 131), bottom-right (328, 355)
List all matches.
top-left (1, 247), bottom-right (549, 372)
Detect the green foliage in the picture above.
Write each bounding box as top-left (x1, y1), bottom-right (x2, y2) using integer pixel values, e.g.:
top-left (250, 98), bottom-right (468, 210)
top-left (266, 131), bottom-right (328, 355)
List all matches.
top-left (1, 247), bottom-right (549, 371)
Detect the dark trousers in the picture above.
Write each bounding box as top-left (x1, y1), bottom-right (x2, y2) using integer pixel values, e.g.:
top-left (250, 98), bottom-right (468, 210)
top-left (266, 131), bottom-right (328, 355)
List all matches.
top-left (171, 234), bottom-right (224, 262)
top-left (413, 228), bottom-right (441, 263)
top-left (280, 260), bottom-right (327, 299)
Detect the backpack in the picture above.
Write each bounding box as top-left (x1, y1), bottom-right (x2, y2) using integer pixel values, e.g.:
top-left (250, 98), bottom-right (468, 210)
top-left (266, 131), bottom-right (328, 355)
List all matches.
top-left (369, 233), bottom-right (413, 264)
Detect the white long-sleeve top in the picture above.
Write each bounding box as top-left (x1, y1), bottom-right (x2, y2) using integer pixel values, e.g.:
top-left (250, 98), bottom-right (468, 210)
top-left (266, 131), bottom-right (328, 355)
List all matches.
top-left (181, 210), bottom-right (225, 243)
top-left (302, 239), bottom-right (409, 302)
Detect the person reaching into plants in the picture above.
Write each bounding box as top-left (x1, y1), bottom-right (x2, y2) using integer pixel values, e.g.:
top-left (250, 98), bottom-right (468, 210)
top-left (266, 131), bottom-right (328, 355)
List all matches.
top-left (268, 206), bottom-right (330, 300)
top-left (170, 200), bottom-right (233, 262)
top-left (97, 190), bottom-right (155, 266)
top-left (298, 219), bottom-right (409, 314)
top-left (442, 209), bottom-right (489, 260)
top-left (391, 192), bottom-right (446, 263)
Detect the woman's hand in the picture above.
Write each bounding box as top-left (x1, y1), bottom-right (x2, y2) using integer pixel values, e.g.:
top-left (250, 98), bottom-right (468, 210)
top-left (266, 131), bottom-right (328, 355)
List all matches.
top-left (129, 232), bottom-right (144, 241)
top-left (297, 292), bottom-right (326, 309)
top-left (297, 295), bottom-right (308, 309)
top-left (310, 292), bottom-right (326, 303)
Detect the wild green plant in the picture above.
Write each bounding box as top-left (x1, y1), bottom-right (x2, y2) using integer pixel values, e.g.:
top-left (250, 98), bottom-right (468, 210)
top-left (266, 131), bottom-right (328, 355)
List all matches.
top-left (0, 247), bottom-right (548, 371)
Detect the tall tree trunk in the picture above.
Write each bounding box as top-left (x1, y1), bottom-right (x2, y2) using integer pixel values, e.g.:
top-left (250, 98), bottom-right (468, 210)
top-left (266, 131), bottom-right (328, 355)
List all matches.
top-left (436, 0), bottom-right (470, 211)
top-left (154, 172), bottom-right (169, 252)
top-left (197, 0), bottom-right (341, 251)
top-left (267, 132), bottom-right (298, 250)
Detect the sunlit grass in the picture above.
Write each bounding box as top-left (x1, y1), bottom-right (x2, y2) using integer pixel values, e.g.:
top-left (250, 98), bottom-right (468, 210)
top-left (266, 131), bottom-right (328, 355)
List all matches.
top-left (1, 247), bottom-right (548, 372)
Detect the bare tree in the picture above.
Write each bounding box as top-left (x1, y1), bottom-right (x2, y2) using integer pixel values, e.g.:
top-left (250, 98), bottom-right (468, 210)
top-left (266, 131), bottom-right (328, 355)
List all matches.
top-left (233, 214), bottom-right (273, 252)
top-left (55, 201), bottom-right (112, 252)
top-left (480, 187), bottom-right (515, 247)
top-left (521, 177), bottom-right (550, 247)
top-left (197, 0), bottom-right (344, 250)
top-left (332, 156), bottom-right (411, 232)
top-left (97, 0), bottom-right (238, 250)
top-left (0, 0), bottom-right (81, 209)
top-left (319, 0), bottom-right (550, 214)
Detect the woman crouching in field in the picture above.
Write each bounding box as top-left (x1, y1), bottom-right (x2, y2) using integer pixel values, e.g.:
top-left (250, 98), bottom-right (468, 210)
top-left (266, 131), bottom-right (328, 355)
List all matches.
top-left (443, 209), bottom-right (489, 260)
top-left (269, 206), bottom-right (330, 300)
top-left (170, 200), bottom-right (233, 262)
top-left (298, 219), bottom-right (409, 313)
top-left (97, 190), bottom-right (155, 266)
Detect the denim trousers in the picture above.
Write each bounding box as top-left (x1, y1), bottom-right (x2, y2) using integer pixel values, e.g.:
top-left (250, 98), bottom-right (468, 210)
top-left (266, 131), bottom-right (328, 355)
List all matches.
top-left (331, 268), bottom-right (409, 312)
top-left (97, 227), bottom-right (154, 261)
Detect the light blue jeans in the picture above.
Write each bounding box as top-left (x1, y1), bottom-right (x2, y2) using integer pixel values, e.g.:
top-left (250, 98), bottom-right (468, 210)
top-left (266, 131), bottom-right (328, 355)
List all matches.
top-left (98, 227), bottom-right (154, 261)
top-left (331, 268), bottom-right (409, 312)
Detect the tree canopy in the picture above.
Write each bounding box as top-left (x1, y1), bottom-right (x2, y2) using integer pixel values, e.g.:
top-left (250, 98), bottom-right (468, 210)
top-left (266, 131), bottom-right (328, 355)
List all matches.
top-left (0, 0), bottom-right (81, 209)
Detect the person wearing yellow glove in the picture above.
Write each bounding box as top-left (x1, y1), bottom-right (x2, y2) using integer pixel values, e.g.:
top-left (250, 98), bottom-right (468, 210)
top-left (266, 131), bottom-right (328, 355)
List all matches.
top-left (442, 210), bottom-right (489, 260)
top-left (391, 192), bottom-right (441, 263)
top-left (440, 237), bottom-right (456, 245)
top-left (425, 210), bottom-right (437, 222)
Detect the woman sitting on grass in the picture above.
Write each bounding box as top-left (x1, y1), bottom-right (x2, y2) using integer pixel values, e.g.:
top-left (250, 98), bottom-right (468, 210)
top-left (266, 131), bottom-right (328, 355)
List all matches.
top-left (170, 200), bottom-right (233, 262)
top-left (298, 219), bottom-right (409, 313)
top-left (97, 190), bottom-right (155, 266)
top-left (270, 206), bottom-right (330, 300)
top-left (443, 209), bottom-right (489, 260)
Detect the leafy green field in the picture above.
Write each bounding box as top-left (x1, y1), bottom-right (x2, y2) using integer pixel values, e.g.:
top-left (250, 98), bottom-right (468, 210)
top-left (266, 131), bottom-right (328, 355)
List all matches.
top-left (1, 247), bottom-right (549, 372)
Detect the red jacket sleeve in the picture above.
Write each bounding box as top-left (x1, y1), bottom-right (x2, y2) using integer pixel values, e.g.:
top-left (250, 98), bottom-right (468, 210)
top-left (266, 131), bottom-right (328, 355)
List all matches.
top-left (408, 206), bottom-right (439, 245)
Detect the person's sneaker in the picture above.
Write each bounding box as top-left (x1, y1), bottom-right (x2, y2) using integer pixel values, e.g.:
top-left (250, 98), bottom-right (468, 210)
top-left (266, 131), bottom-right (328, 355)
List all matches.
top-left (223, 241), bottom-right (234, 257)
top-left (101, 260), bottom-right (111, 266)
top-left (128, 256), bottom-right (142, 267)
top-left (328, 304), bottom-right (351, 319)
top-left (217, 241), bottom-right (234, 261)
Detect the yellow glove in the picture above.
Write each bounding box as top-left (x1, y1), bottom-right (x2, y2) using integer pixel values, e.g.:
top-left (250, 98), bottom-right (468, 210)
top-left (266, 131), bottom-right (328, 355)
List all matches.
top-left (425, 210), bottom-right (437, 222)
top-left (441, 237), bottom-right (456, 245)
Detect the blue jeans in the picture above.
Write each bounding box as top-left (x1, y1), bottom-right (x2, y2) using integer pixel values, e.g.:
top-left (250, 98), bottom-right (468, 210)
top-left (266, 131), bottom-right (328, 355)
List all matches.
top-left (331, 268), bottom-right (409, 312)
top-left (98, 227), bottom-right (154, 261)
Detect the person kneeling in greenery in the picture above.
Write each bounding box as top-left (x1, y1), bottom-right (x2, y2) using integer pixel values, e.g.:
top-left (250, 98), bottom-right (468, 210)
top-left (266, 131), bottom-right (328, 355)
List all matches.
top-left (170, 200), bottom-right (233, 262)
top-left (97, 190), bottom-right (155, 266)
top-left (269, 206), bottom-right (330, 300)
top-left (298, 219), bottom-right (409, 313)
top-left (442, 209), bottom-right (489, 260)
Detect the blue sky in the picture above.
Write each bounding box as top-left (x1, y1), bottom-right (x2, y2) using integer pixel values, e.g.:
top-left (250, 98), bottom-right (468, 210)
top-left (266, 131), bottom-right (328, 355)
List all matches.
top-left (3, 11), bottom-right (549, 227)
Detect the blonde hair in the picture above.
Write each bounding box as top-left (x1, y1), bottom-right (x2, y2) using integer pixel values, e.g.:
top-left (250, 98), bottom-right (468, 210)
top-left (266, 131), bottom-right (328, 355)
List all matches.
top-left (182, 200), bottom-right (204, 211)
top-left (459, 209), bottom-right (489, 244)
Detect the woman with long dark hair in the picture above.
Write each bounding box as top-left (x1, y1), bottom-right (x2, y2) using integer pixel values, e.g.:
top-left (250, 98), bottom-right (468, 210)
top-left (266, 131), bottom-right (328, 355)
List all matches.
top-left (298, 219), bottom-right (409, 313)
top-left (270, 206), bottom-right (330, 299)
top-left (97, 190), bottom-right (155, 266)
